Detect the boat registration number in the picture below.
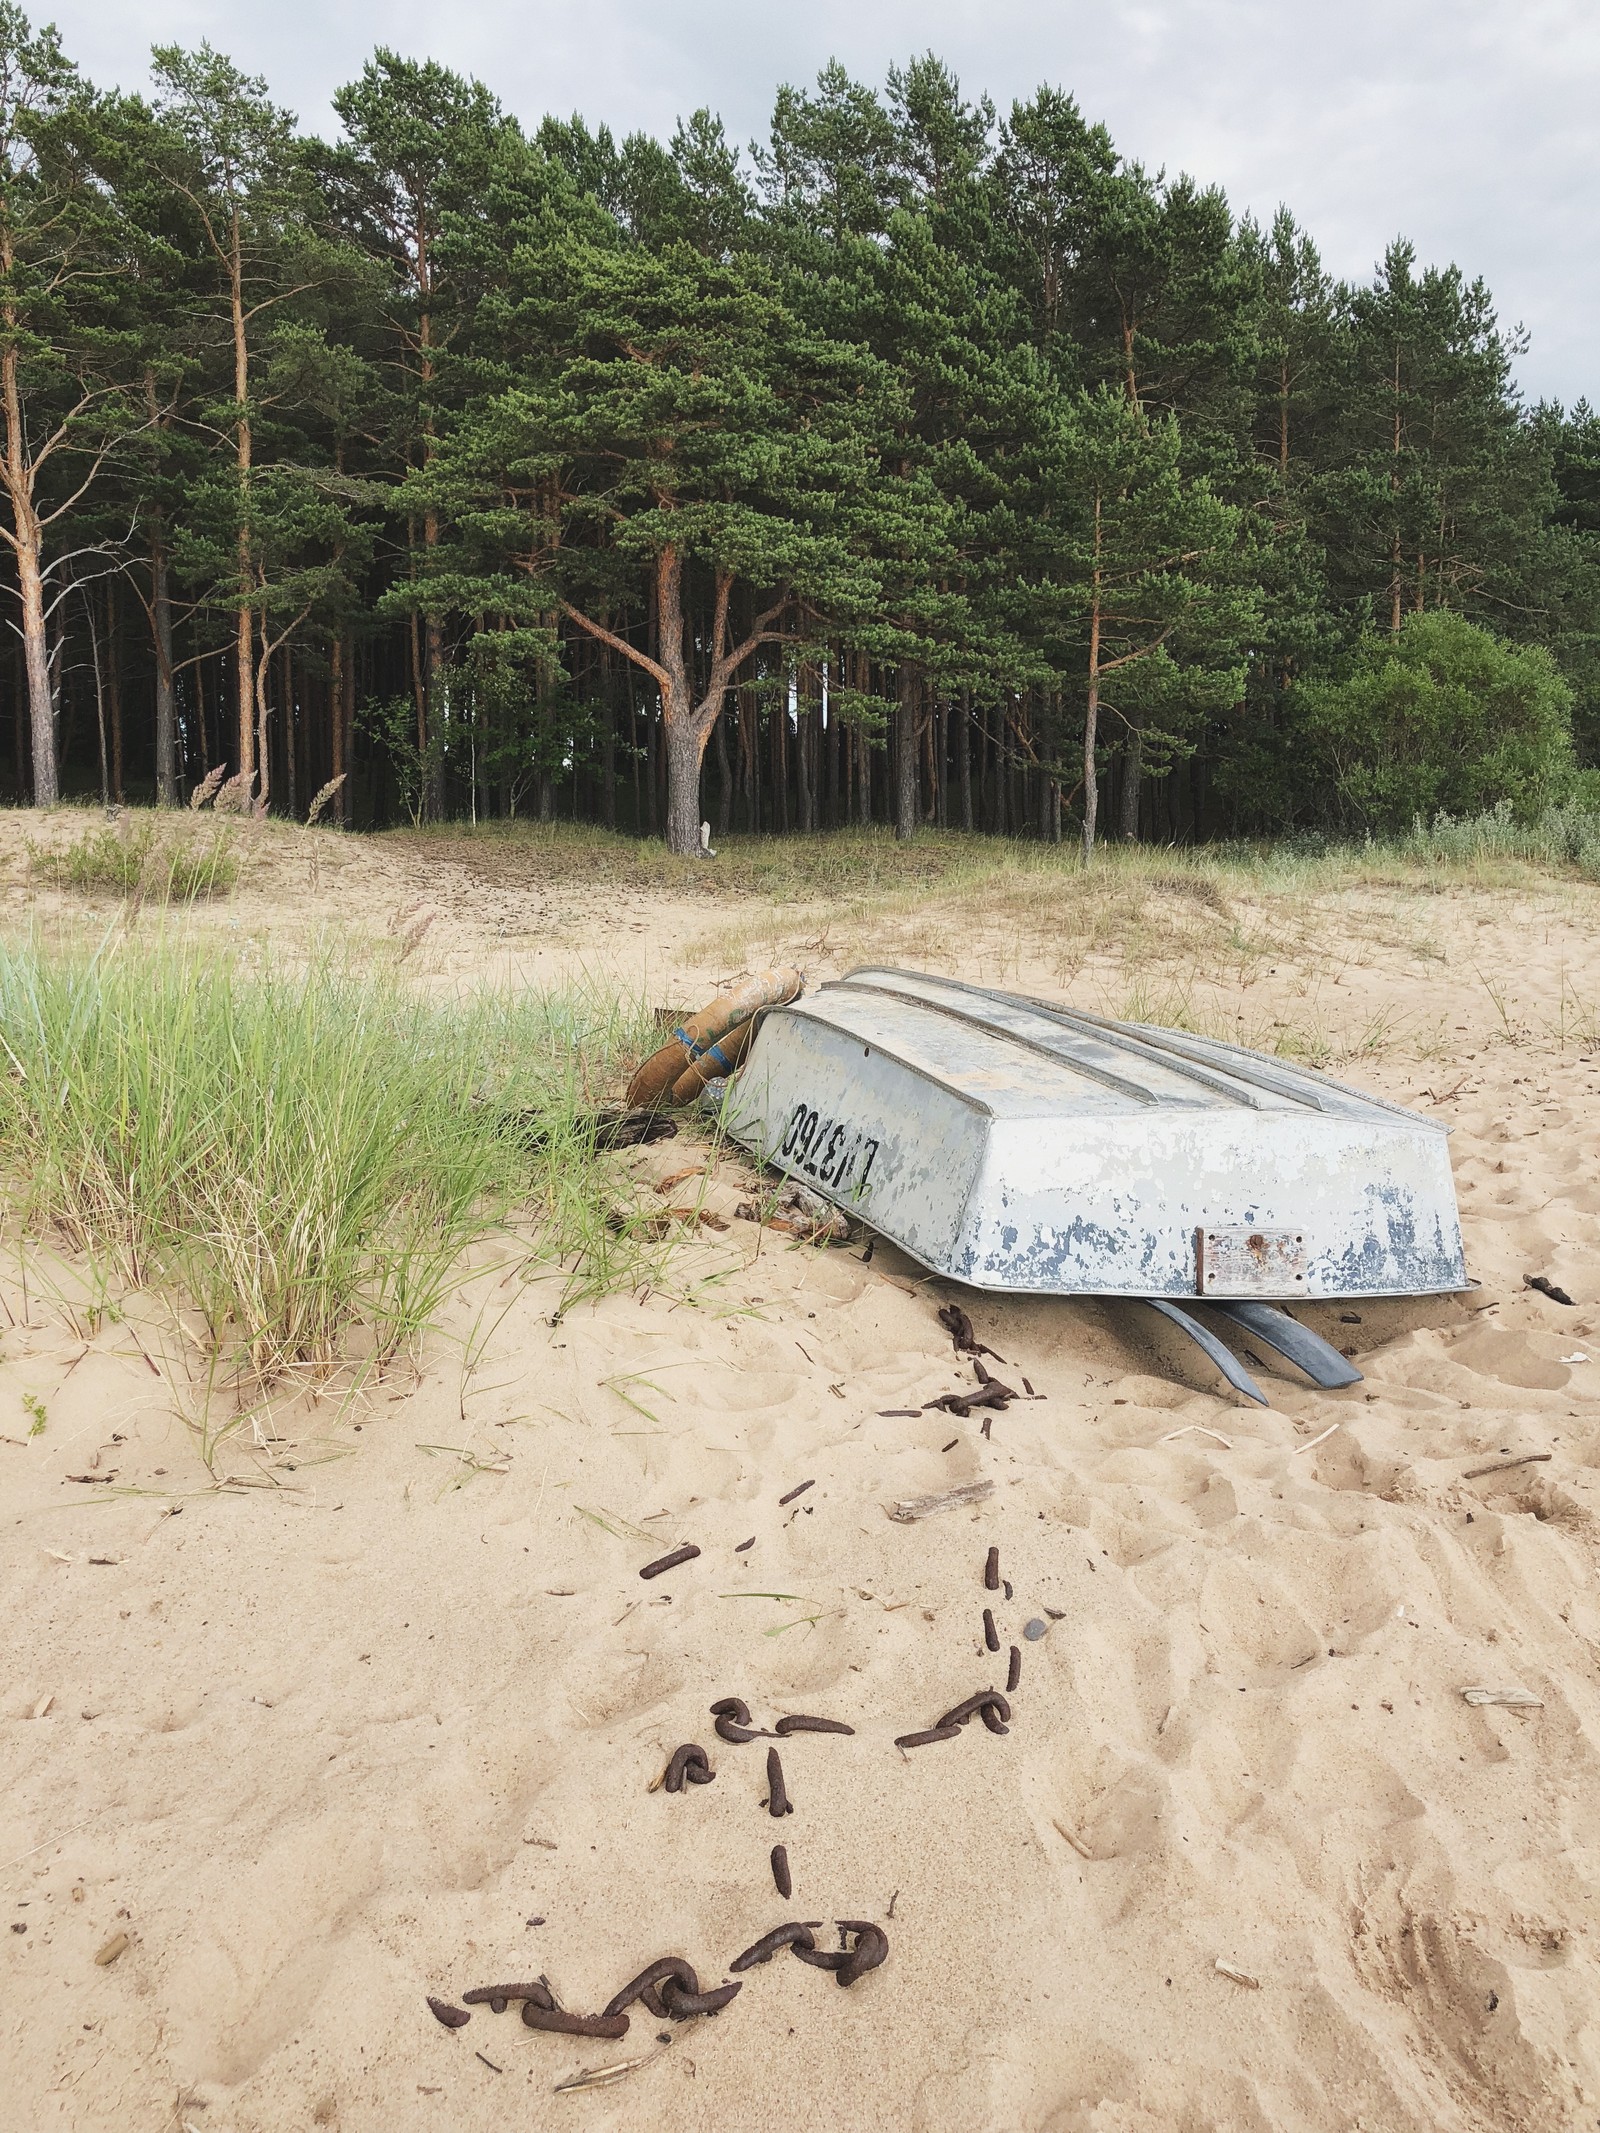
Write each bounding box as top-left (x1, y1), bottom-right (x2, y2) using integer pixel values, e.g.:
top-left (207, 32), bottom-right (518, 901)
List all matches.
top-left (1196, 1225), bottom-right (1308, 1296)
top-left (779, 1102), bottom-right (880, 1197)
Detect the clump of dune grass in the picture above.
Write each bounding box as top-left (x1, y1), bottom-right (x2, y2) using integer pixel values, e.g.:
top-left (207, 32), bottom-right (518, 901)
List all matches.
top-left (0, 940), bottom-right (658, 1391)
top-left (31, 817), bottom-right (239, 902)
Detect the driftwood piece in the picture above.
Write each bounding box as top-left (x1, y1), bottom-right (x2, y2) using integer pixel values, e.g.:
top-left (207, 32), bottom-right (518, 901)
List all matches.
top-left (885, 1481), bottom-right (994, 1523)
top-left (1463, 1452), bottom-right (1551, 1480)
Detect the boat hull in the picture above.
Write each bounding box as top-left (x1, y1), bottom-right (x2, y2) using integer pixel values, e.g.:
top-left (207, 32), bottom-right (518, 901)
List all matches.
top-left (721, 971), bottom-right (1467, 1302)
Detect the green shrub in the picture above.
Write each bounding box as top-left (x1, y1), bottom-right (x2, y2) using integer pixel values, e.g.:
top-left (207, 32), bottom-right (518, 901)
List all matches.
top-left (1291, 613), bottom-right (1577, 833)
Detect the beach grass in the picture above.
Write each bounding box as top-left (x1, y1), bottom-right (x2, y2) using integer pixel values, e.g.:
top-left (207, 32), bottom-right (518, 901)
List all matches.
top-left (0, 938), bottom-right (659, 1392)
top-left (30, 816), bottom-right (240, 902)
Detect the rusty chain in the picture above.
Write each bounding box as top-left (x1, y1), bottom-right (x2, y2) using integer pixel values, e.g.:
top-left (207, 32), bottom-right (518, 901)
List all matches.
top-left (894, 1685), bottom-right (1012, 1749)
top-left (662, 1743), bottom-right (715, 1792)
top-left (439, 1919), bottom-right (890, 2041)
top-left (430, 1508), bottom-right (1016, 2043)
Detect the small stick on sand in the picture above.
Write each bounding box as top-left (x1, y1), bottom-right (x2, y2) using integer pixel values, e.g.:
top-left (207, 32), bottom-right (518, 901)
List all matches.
top-left (1462, 1685), bottom-right (1543, 1708)
top-left (1293, 1423), bottom-right (1341, 1456)
top-left (1160, 1424), bottom-right (1233, 1449)
top-left (1052, 1819), bottom-right (1092, 1859)
top-left (1463, 1452), bottom-right (1551, 1480)
top-left (778, 1479), bottom-right (815, 1506)
top-left (886, 1481), bottom-right (994, 1523)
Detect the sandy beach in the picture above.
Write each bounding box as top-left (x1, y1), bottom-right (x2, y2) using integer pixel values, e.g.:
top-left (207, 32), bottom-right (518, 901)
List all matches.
top-left (4, 823), bottom-right (1600, 2132)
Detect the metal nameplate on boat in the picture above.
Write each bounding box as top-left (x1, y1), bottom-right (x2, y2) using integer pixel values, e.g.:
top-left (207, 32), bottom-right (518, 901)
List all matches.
top-left (1196, 1226), bottom-right (1308, 1296)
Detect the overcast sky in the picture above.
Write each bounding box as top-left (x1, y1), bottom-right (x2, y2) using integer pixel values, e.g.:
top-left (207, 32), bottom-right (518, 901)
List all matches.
top-left (44, 0), bottom-right (1600, 407)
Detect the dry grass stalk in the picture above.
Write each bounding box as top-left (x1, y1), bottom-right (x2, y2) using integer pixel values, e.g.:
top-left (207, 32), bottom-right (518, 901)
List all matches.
top-left (305, 774), bottom-right (346, 827)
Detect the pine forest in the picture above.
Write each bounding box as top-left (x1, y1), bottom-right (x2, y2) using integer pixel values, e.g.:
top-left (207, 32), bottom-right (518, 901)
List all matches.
top-left (1, 13), bottom-right (1597, 855)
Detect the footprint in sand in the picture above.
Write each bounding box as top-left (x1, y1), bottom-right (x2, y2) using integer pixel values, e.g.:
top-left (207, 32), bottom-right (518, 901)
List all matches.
top-left (1351, 1895), bottom-right (1556, 2130)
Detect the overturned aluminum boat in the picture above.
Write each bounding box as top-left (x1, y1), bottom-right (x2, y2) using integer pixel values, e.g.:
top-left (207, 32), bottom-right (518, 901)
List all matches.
top-left (722, 967), bottom-right (1466, 1323)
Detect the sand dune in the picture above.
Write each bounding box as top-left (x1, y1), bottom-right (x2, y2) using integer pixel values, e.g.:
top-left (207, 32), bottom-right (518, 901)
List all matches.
top-left (4, 832), bottom-right (1600, 2130)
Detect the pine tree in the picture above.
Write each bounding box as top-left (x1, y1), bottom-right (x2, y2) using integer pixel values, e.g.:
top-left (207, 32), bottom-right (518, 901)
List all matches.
top-left (417, 226), bottom-right (885, 850)
top-left (1023, 387), bottom-right (1254, 856)
top-left (0, 6), bottom-right (147, 802)
top-left (149, 44), bottom-right (330, 795)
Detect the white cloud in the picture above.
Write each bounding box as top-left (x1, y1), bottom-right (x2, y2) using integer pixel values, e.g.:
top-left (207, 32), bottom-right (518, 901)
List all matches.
top-left (46, 0), bottom-right (1600, 404)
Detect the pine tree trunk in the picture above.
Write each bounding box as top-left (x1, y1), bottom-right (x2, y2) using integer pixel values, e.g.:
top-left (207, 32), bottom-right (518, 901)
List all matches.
top-left (959, 692), bottom-right (973, 831)
top-left (1083, 498), bottom-right (1103, 861)
top-left (230, 213), bottom-right (255, 791)
top-left (341, 635), bottom-right (356, 825)
top-left (825, 660), bottom-right (840, 827)
top-left (625, 656), bottom-right (640, 830)
top-left (196, 655), bottom-right (211, 774)
top-left (150, 522), bottom-right (178, 805)
top-left (856, 720), bottom-right (872, 826)
top-left (714, 698), bottom-right (733, 834)
top-left (664, 714), bottom-right (704, 854)
top-left (253, 618), bottom-right (272, 812)
top-left (285, 646), bottom-right (298, 819)
top-left (16, 540), bottom-right (54, 804)
top-left (774, 681), bottom-right (789, 834)
top-left (330, 632), bottom-right (345, 821)
top-left (600, 656), bottom-right (617, 828)
top-left (423, 614), bottom-right (444, 820)
top-left (105, 582), bottom-right (124, 805)
top-left (408, 594), bottom-right (427, 784)
top-left (795, 676), bottom-right (814, 833)
top-left (895, 664), bottom-right (919, 842)
top-left (11, 641), bottom-right (25, 799)
top-left (1119, 733), bottom-right (1141, 840)
top-left (88, 601), bottom-right (109, 806)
